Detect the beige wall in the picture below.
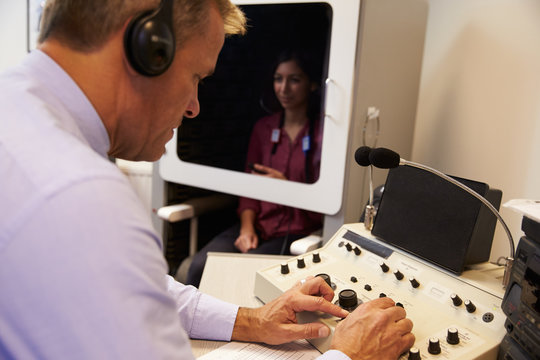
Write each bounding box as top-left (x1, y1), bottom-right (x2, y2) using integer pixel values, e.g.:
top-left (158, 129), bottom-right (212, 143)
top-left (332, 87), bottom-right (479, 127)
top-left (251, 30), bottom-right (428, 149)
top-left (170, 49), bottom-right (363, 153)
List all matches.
top-left (413, 0), bottom-right (540, 261)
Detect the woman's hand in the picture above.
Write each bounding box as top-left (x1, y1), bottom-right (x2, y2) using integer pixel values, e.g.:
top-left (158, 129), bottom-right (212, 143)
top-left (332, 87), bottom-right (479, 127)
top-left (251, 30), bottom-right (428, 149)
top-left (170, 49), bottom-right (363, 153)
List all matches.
top-left (236, 209), bottom-right (258, 253)
top-left (250, 163), bottom-right (287, 180)
top-left (234, 231), bottom-right (258, 253)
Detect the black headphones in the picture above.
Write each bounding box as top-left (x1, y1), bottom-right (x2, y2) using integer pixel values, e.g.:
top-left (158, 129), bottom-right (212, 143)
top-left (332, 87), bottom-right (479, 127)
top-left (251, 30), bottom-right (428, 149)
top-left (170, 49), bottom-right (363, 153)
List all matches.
top-left (124, 0), bottom-right (175, 77)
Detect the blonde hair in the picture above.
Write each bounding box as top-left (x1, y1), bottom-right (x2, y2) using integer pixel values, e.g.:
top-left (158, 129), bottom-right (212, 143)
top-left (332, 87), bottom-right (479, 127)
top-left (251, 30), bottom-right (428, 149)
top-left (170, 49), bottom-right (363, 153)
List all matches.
top-left (38, 0), bottom-right (246, 51)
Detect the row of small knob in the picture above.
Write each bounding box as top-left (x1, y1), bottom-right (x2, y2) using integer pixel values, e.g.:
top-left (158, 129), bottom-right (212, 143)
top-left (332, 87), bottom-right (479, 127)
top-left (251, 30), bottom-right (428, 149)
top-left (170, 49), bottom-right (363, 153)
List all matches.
top-left (339, 241), bottom-right (362, 255)
top-left (407, 328), bottom-right (460, 359)
top-left (339, 242), bottom-right (421, 288)
top-left (280, 253), bottom-right (321, 274)
top-left (451, 293), bottom-right (477, 313)
top-left (338, 242), bottom-right (478, 314)
top-left (379, 262), bottom-right (421, 288)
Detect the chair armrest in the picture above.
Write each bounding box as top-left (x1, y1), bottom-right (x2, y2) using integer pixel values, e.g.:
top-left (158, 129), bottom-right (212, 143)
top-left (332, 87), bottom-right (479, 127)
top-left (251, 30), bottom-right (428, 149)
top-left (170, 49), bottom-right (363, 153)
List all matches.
top-left (289, 235), bottom-right (323, 256)
top-left (157, 203), bottom-right (195, 222)
top-left (157, 193), bottom-right (236, 223)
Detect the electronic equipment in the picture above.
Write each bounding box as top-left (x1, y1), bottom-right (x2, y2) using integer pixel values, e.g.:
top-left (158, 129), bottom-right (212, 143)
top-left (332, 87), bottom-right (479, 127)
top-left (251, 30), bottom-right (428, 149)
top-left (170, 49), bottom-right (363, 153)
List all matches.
top-left (372, 165), bottom-right (502, 275)
top-left (254, 223), bottom-right (507, 359)
top-left (124, 0), bottom-right (175, 77)
top-left (367, 146), bottom-right (514, 285)
top-left (498, 215), bottom-right (540, 360)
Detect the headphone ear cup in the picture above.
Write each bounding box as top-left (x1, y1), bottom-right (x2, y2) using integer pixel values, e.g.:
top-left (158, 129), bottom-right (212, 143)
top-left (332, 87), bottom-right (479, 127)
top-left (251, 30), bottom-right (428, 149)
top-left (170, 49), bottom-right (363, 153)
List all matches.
top-left (124, 2), bottom-right (175, 77)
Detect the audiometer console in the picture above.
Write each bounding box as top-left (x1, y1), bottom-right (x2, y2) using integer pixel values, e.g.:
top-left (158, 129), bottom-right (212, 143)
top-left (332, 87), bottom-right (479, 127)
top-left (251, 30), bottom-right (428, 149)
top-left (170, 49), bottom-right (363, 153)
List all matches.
top-left (254, 223), bottom-right (506, 359)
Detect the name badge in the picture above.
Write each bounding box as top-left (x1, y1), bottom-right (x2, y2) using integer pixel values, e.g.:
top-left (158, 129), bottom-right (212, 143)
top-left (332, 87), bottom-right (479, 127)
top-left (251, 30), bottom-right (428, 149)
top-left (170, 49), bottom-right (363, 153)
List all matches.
top-left (271, 129), bottom-right (280, 143)
top-left (302, 135), bottom-right (310, 152)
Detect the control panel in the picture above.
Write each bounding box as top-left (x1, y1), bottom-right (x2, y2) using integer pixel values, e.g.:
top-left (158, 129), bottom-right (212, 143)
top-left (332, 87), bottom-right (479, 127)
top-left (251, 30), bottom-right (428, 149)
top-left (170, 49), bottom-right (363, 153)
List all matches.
top-left (254, 223), bottom-right (506, 359)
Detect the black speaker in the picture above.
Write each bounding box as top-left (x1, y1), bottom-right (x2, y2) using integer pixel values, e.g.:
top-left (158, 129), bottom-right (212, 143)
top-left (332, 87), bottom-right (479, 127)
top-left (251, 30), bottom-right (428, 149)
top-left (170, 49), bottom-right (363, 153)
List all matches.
top-left (371, 165), bottom-right (502, 274)
top-left (124, 0), bottom-right (175, 77)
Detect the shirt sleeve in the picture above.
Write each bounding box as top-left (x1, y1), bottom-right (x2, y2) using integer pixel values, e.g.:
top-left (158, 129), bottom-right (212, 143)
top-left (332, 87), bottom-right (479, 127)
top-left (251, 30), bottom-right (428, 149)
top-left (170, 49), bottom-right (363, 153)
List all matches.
top-left (166, 275), bottom-right (239, 340)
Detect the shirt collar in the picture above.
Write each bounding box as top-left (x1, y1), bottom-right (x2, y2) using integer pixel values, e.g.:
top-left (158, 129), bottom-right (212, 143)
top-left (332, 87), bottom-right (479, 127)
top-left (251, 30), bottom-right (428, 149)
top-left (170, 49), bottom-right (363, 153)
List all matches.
top-left (21, 50), bottom-right (110, 158)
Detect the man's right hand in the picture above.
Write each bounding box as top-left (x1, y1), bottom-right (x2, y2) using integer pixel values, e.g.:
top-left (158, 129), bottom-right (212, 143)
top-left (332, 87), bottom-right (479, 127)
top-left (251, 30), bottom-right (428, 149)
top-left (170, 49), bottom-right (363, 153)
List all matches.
top-left (330, 297), bottom-right (415, 360)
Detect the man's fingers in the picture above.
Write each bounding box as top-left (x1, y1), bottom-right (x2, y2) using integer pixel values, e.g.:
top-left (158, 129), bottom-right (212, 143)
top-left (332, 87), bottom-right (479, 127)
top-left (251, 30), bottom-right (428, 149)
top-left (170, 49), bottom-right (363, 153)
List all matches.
top-left (292, 294), bottom-right (348, 318)
top-left (399, 332), bottom-right (416, 355)
top-left (395, 317), bottom-right (414, 334)
top-left (282, 322), bottom-right (331, 341)
top-left (362, 296), bottom-right (396, 309)
top-left (384, 304), bottom-right (407, 322)
top-left (298, 276), bottom-right (334, 301)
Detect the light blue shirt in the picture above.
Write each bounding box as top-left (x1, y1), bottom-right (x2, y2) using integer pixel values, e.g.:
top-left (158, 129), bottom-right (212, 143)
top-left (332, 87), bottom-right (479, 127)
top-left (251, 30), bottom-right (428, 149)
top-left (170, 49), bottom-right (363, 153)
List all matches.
top-left (0, 50), bottom-right (349, 360)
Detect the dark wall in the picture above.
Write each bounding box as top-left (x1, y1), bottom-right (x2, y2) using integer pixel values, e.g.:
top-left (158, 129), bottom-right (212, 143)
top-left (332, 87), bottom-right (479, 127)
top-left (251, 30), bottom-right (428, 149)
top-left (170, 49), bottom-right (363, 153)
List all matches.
top-left (177, 3), bottom-right (332, 172)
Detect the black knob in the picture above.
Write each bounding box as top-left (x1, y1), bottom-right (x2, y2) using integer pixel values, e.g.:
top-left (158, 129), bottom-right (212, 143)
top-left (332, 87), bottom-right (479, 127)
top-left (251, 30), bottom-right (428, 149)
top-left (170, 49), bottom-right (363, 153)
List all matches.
top-left (350, 276), bottom-right (358, 283)
top-left (408, 347), bottom-right (421, 360)
top-left (353, 247), bottom-right (361, 255)
top-left (280, 263), bottom-right (289, 274)
top-left (465, 300), bottom-right (476, 313)
top-left (297, 257), bottom-right (306, 268)
top-left (428, 338), bottom-right (441, 355)
top-left (409, 277), bottom-right (420, 288)
top-left (345, 243), bottom-right (353, 252)
top-left (312, 252), bottom-right (321, 263)
top-left (364, 284), bottom-right (372, 291)
top-left (451, 293), bottom-right (463, 306)
top-left (393, 270), bottom-right (404, 280)
top-left (396, 302), bottom-right (404, 308)
top-left (379, 293), bottom-right (387, 298)
top-left (447, 327), bottom-right (460, 345)
top-left (380, 262), bottom-right (389, 273)
top-left (316, 273), bottom-right (331, 287)
top-left (339, 289), bottom-right (358, 310)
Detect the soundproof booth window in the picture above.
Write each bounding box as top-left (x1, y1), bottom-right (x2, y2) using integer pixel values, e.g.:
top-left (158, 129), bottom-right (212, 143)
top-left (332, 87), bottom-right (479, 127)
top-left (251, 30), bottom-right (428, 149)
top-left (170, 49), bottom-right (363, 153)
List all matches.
top-left (161, 0), bottom-right (359, 215)
top-left (176, 3), bottom-right (332, 184)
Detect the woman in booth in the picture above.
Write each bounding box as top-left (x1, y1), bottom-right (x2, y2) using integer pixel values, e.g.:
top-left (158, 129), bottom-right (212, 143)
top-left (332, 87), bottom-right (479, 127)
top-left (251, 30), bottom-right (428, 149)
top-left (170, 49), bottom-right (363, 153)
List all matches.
top-left (186, 49), bottom-right (324, 287)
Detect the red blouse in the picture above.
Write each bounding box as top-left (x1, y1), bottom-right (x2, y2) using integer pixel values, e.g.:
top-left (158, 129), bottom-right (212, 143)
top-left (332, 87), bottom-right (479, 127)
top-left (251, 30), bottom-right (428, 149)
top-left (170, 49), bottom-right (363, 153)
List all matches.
top-left (237, 112), bottom-right (323, 240)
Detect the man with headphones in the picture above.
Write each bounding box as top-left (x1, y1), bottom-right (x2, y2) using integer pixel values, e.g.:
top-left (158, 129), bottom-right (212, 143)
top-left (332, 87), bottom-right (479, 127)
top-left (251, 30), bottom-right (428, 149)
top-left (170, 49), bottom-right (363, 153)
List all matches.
top-left (0, 0), bottom-right (414, 359)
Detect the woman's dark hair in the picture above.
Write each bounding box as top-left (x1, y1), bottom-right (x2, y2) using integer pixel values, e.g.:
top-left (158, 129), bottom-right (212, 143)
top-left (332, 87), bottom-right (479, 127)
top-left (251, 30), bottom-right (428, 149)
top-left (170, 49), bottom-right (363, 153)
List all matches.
top-left (260, 48), bottom-right (323, 119)
top-left (262, 49), bottom-right (323, 183)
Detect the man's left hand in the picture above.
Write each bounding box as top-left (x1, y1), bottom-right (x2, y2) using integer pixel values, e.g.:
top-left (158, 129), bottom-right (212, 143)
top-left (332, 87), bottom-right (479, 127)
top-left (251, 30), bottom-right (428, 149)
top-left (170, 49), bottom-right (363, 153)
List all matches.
top-left (231, 276), bottom-right (348, 344)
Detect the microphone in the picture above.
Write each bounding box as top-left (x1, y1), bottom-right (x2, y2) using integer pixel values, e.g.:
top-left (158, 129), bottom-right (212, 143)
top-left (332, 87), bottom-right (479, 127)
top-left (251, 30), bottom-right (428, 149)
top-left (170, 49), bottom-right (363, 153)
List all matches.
top-left (369, 147), bottom-right (400, 169)
top-left (354, 146), bottom-right (372, 167)
top-left (354, 146), bottom-right (376, 230)
top-left (369, 147), bottom-right (515, 287)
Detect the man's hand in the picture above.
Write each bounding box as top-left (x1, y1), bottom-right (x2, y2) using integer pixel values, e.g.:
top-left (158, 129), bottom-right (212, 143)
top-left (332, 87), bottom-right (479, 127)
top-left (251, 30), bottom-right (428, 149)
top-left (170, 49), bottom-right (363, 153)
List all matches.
top-left (330, 297), bottom-right (415, 360)
top-left (231, 276), bottom-right (348, 344)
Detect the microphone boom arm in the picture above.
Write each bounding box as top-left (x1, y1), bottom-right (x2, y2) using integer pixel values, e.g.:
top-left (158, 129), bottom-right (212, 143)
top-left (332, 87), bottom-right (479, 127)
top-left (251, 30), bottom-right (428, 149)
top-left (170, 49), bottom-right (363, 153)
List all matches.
top-left (364, 165), bottom-right (376, 231)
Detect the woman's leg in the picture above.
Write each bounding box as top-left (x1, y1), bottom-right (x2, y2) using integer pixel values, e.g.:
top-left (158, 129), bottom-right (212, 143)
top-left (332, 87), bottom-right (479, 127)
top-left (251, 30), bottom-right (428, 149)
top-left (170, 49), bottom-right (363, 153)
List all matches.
top-left (249, 234), bottom-right (305, 255)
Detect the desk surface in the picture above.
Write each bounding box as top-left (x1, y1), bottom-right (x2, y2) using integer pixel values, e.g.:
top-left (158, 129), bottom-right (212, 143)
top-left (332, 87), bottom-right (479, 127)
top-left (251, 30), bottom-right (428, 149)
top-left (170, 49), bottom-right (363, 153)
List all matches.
top-left (190, 252), bottom-right (291, 358)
